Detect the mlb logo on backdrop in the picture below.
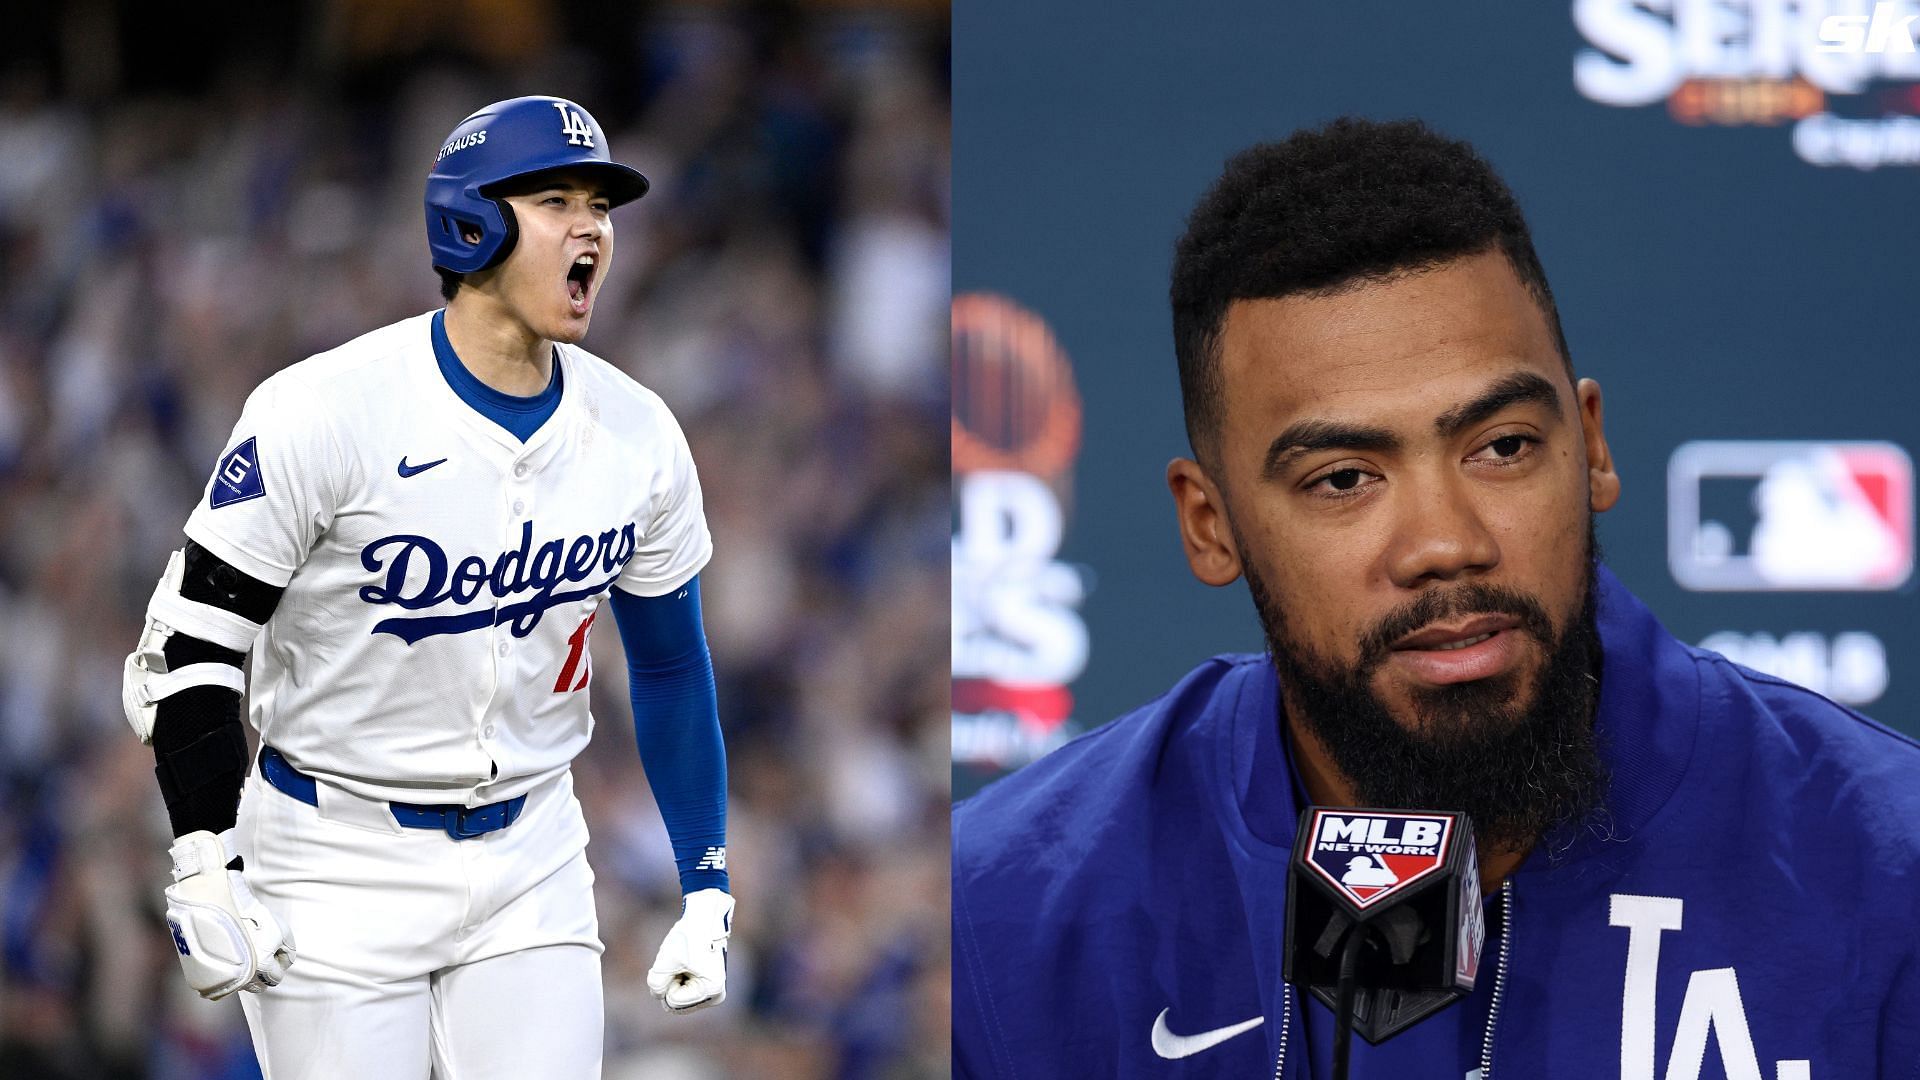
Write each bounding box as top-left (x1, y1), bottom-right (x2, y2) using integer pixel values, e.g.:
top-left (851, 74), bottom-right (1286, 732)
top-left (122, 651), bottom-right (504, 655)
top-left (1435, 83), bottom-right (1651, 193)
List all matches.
top-left (1305, 810), bottom-right (1453, 909)
top-left (1668, 440), bottom-right (1913, 591)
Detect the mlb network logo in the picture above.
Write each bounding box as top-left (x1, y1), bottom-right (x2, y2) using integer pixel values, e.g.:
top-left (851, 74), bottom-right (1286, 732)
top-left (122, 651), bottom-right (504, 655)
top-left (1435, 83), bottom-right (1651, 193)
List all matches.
top-left (1818, 2), bottom-right (1920, 53)
top-left (1668, 441), bottom-right (1914, 591)
top-left (1305, 810), bottom-right (1452, 909)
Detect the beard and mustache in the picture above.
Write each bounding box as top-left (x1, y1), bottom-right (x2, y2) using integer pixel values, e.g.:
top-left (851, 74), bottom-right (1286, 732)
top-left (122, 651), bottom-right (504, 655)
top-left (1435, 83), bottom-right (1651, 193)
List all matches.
top-left (1241, 515), bottom-right (1608, 856)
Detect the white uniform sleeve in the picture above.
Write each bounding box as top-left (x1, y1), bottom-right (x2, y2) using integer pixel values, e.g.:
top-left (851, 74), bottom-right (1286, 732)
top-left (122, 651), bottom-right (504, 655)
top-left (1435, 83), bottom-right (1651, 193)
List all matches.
top-left (618, 405), bottom-right (713, 597)
top-left (183, 373), bottom-right (345, 588)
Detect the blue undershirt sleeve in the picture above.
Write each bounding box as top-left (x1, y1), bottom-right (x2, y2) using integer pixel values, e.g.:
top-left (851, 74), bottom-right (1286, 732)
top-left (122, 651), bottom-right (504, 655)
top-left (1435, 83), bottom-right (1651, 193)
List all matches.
top-left (607, 577), bottom-right (729, 895)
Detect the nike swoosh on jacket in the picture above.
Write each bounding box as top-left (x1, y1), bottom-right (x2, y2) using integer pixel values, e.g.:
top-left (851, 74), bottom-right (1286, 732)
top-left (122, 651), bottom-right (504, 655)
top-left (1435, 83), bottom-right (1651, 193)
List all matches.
top-left (1150, 1009), bottom-right (1264, 1059)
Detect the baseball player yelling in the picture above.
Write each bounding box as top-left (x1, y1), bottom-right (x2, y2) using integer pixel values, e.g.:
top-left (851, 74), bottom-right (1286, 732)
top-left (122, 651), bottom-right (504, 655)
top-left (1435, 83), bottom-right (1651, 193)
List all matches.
top-left (122, 96), bottom-right (732, 1078)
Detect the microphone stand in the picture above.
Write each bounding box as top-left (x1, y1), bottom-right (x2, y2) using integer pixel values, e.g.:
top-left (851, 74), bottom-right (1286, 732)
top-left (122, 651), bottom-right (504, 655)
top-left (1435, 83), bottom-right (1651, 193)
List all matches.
top-left (1330, 925), bottom-right (1370, 1080)
top-left (1285, 807), bottom-right (1486, 1070)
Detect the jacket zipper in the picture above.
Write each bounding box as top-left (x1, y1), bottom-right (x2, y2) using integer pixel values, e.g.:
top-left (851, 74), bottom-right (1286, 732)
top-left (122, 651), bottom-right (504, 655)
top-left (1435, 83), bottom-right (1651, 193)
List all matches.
top-left (1271, 983), bottom-right (1292, 1080)
top-left (1479, 881), bottom-right (1512, 1079)
top-left (1269, 881), bottom-right (1513, 1079)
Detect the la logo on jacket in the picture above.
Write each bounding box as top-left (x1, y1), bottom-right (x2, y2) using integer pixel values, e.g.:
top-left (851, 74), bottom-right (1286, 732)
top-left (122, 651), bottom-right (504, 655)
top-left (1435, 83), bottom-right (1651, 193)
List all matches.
top-left (1611, 895), bottom-right (1810, 1080)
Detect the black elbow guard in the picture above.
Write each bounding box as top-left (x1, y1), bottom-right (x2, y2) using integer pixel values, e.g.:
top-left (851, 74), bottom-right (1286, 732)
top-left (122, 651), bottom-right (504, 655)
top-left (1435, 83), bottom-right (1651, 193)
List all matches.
top-left (135, 542), bottom-right (284, 837)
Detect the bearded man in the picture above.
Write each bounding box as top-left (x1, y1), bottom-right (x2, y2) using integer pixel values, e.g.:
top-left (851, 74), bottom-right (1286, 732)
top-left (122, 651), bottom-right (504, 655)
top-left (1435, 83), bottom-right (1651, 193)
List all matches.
top-left (951, 118), bottom-right (1920, 1080)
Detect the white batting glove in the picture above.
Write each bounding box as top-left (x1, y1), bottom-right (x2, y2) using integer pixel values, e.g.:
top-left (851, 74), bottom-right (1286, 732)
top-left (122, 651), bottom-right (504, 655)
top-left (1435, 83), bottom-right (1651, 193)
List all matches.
top-left (163, 829), bottom-right (296, 1000)
top-left (647, 888), bottom-right (733, 1014)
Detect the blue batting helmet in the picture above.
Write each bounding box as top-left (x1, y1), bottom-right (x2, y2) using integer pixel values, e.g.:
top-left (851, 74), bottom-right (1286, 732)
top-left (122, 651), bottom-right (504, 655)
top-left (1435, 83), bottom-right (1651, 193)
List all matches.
top-left (425, 96), bottom-right (650, 275)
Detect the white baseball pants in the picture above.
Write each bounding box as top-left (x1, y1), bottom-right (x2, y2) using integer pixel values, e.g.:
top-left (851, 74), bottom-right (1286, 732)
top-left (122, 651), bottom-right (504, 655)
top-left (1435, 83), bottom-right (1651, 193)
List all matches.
top-left (233, 764), bottom-right (606, 1079)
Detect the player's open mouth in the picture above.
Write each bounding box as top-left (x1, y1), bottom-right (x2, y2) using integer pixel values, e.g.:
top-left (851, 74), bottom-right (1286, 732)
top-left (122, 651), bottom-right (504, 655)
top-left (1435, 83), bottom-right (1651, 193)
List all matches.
top-left (1388, 616), bottom-right (1523, 685)
top-left (566, 254), bottom-right (596, 315)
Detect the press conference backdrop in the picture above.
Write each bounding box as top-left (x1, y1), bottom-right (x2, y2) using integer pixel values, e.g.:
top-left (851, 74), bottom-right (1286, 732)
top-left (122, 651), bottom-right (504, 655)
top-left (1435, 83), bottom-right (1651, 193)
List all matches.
top-left (951, 0), bottom-right (1920, 797)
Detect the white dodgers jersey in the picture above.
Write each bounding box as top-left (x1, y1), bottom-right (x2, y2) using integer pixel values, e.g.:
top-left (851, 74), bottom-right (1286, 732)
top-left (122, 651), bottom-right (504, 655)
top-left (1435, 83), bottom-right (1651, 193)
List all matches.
top-left (183, 311), bottom-right (711, 805)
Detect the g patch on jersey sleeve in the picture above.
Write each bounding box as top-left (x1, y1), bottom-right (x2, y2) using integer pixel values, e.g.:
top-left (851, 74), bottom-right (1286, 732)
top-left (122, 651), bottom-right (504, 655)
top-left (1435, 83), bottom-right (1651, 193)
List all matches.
top-left (209, 436), bottom-right (266, 508)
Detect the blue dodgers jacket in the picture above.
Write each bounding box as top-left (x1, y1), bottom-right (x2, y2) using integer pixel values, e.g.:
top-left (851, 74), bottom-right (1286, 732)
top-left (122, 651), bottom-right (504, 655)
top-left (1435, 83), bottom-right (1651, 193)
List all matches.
top-left (953, 566), bottom-right (1920, 1079)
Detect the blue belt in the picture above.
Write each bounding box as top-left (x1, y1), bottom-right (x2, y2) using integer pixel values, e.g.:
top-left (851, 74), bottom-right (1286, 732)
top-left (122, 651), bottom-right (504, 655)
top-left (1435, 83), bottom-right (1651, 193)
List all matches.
top-left (259, 746), bottom-right (527, 841)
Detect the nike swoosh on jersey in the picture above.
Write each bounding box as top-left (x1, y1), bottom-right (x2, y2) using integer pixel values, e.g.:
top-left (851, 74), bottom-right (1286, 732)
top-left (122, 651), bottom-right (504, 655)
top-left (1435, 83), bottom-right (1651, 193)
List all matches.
top-left (1149, 1008), bottom-right (1264, 1060)
top-left (397, 456), bottom-right (449, 477)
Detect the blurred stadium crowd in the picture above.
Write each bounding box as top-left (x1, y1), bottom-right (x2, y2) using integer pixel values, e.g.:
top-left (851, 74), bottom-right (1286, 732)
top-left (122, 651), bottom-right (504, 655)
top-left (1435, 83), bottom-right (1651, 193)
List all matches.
top-left (0, 2), bottom-right (949, 1078)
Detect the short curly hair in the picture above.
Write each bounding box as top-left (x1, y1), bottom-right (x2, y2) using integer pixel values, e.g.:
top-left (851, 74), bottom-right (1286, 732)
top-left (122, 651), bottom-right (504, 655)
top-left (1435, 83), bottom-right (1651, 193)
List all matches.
top-left (1170, 118), bottom-right (1572, 465)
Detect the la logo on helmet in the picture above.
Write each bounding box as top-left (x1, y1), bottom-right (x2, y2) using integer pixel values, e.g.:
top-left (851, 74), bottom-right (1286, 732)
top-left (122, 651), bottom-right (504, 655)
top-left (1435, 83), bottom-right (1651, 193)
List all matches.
top-left (554, 103), bottom-right (594, 148)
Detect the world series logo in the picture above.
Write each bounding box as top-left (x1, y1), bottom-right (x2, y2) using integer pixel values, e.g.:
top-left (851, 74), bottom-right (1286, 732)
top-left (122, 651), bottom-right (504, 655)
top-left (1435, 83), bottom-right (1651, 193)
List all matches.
top-left (950, 293), bottom-right (1090, 776)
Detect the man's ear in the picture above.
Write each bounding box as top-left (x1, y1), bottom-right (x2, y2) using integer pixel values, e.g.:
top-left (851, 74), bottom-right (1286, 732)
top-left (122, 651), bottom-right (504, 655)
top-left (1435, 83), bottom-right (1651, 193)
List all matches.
top-left (1167, 458), bottom-right (1244, 587)
top-left (1576, 378), bottom-right (1621, 513)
